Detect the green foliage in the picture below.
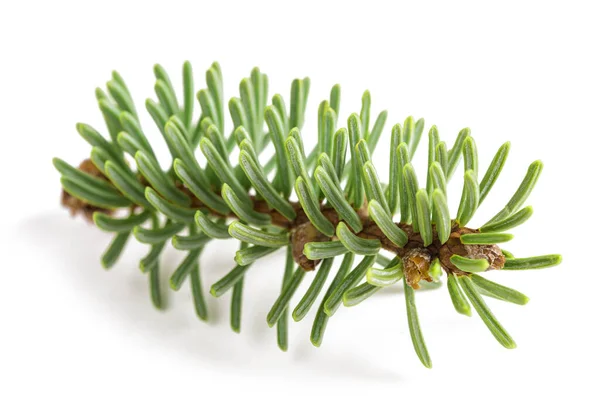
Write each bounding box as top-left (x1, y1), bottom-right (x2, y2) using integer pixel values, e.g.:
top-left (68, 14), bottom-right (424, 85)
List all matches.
top-left (456, 170), bottom-right (479, 227)
top-left (368, 200), bottom-right (408, 247)
top-left (503, 254), bottom-right (562, 270)
top-left (292, 258), bottom-right (334, 321)
top-left (235, 245), bottom-right (279, 266)
top-left (277, 246), bottom-right (295, 351)
top-left (54, 61), bottom-right (561, 368)
top-left (450, 254), bottom-right (489, 273)
top-left (172, 231), bottom-right (211, 251)
top-left (432, 189), bottom-right (451, 244)
top-left (343, 256), bottom-right (397, 306)
top-left (480, 206), bottom-right (533, 232)
top-left (336, 222), bottom-right (381, 255)
top-left (366, 259), bottom-right (403, 286)
top-left (458, 276), bottom-right (516, 349)
top-left (101, 230), bottom-right (130, 269)
top-left (446, 273), bottom-right (471, 316)
top-left (460, 233), bottom-right (514, 245)
top-left (416, 189), bottom-right (433, 246)
top-left (267, 265), bottom-right (306, 327)
top-left (222, 183), bottom-right (270, 226)
top-left (228, 221), bottom-right (289, 248)
top-left (311, 253), bottom-right (352, 347)
top-left (324, 255), bottom-right (375, 316)
top-left (403, 272), bottom-right (432, 368)
top-left (239, 150), bottom-right (296, 221)
top-left (295, 177), bottom-right (335, 236)
top-left (315, 166), bottom-right (362, 232)
top-left (470, 274), bottom-right (529, 305)
top-left (134, 222), bottom-right (184, 244)
top-left (303, 240), bottom-right (349, 260)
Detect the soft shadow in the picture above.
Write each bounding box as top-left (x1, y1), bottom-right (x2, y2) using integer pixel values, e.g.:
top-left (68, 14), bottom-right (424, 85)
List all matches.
top-left (17, 211), bottom-right (402, 382)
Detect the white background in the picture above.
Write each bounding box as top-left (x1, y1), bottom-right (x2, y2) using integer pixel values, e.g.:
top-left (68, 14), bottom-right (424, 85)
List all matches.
top-left (1, 1), bottom-right (599, 399)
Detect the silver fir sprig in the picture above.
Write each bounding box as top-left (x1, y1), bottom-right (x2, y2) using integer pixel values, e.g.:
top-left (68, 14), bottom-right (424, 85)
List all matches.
top-left (54, 61), bottom-right (562, 368)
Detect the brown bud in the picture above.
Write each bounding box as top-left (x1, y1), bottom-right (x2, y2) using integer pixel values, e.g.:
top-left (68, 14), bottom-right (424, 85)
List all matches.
top-left (466, 244), bottom-right (505, 271)
top-left (402, 248), bottom-right (432, 289)
top-left (61, 159), bottom-right (113, 222)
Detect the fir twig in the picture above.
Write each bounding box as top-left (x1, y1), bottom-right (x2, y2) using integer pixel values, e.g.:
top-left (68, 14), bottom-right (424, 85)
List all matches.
top-left (55, 61), bottom-right (562, 368)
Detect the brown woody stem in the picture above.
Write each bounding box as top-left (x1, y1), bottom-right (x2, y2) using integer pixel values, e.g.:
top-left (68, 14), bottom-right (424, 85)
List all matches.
top-left (63, 158), bottom-right (505, 289)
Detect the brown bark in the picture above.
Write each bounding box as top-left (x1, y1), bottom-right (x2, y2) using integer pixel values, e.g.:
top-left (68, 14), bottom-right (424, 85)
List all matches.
top-left (63, 158), bottom-right (505, 287)
top-left (61, 159), bottom-right (114, 221)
